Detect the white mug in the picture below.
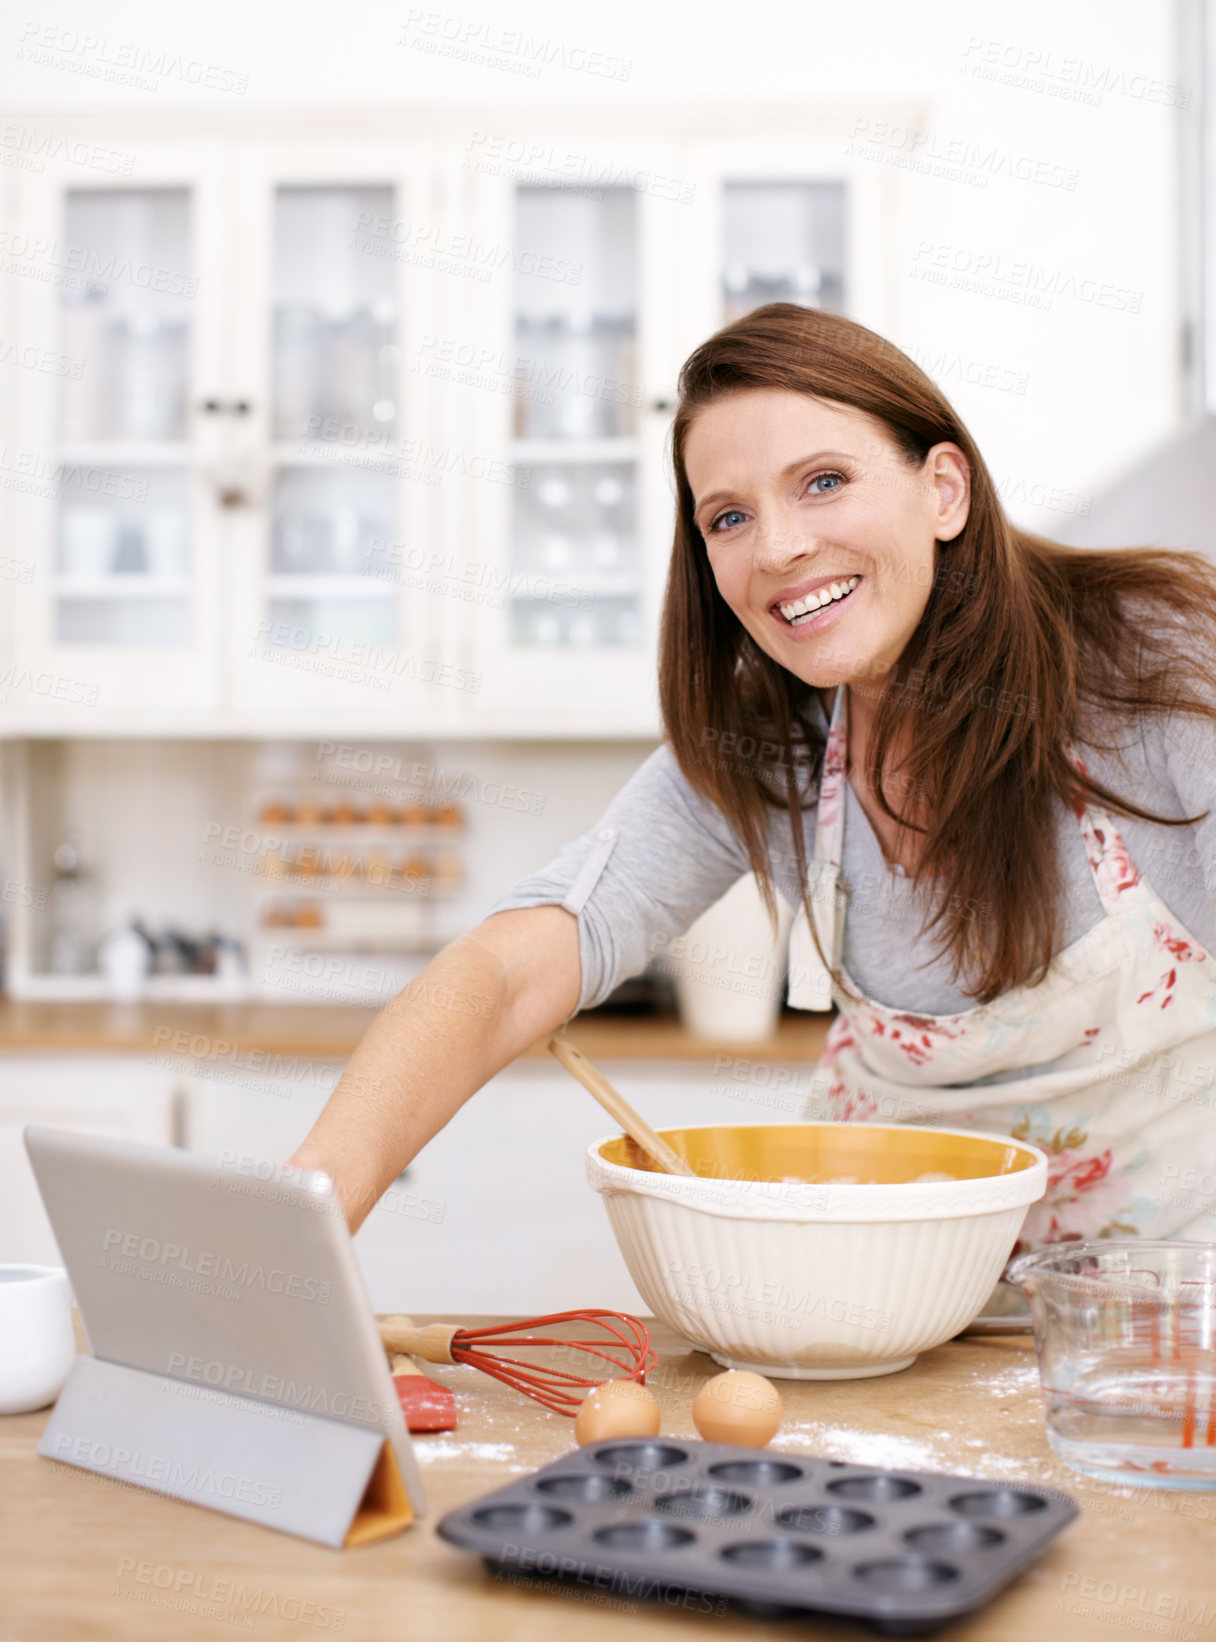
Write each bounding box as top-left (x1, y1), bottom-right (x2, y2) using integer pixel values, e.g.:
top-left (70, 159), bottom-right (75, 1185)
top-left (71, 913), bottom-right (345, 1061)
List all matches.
top-left (0, 1264), bottom-right (76, 1415)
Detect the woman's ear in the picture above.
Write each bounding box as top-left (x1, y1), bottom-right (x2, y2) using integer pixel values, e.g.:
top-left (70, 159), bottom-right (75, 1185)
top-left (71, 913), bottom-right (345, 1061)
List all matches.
top-left (928, 443), bottom-right (971, 543)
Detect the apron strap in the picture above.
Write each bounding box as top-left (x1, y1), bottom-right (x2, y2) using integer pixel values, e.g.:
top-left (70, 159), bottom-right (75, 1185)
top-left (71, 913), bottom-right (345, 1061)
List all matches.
top-left (811, 684), bottom-right (849, 870)
top-left (1061, 735), bottom-right (1142, 910)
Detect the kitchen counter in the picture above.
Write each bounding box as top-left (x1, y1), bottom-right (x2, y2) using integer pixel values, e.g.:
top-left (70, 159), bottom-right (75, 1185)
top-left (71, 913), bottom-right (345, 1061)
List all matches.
top-left (3, 1317), bottom-right (1211, 1641)
top-left (0, 999), bottom-right (831, 1063)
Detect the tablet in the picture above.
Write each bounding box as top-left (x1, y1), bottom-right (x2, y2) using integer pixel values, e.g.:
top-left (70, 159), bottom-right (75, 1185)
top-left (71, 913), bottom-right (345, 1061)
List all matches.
top-left (24, 1125), bottom-right (425, 1540)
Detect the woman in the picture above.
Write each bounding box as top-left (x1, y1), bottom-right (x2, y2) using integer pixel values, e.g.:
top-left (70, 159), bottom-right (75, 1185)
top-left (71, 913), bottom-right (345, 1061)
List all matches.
top-left (289, 303), bottom-right (1216, 1250)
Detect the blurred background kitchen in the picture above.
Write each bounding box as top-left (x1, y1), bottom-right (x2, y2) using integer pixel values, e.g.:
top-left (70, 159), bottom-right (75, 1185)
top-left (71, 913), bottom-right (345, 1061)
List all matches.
top-left (0, 0), bottom-right (1212, 1310)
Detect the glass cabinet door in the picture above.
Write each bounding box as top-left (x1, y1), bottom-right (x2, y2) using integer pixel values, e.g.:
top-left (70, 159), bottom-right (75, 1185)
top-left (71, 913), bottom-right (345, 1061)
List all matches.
top-left (508, 186), bottom-right (641, 652)
top-left (229, 159), bottom-right (446, 726)
top-left (454, 143), bottom-right (678, 736)
top-left (55, 188), bottom-right (195, 650)
top-left (4, 150), bottom-right (228, 726)
top-left (721, 181), bottom-right (846, 322)
top-left (266, 185), bottom-right (400, 657)
top-left (669, 136), bottom-right (892, 408)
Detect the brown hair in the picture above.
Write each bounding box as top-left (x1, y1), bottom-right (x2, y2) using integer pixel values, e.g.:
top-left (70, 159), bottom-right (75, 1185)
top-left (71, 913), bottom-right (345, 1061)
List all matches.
top-left (659, 302), bottom-right (1216, 1005)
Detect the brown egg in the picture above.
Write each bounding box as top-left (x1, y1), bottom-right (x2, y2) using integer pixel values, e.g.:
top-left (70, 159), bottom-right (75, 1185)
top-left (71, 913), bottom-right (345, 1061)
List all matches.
top-left (691, 1371), bottom-right (783, 1448)
top-left (573, 1379), bottom-right (661, 1447)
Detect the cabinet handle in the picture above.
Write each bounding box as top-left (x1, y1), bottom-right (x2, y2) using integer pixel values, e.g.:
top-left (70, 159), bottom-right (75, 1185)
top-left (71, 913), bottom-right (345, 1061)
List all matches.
top-left (198, 398), bottom-right (254, 416)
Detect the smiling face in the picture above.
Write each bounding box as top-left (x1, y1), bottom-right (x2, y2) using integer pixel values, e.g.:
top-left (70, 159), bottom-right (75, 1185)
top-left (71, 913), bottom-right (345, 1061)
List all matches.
top-left (683, 388), bottom-right (971, 694)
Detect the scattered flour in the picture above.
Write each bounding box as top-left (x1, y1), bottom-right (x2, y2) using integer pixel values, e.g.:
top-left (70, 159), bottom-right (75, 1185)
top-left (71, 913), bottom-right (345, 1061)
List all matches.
top-left (974, 1362), bottom-right (1042, 1399)
top-left (777, 1359), bottom-right (1045, 1483)
top-left (778, 1423), bottom-right (947, 1472)
top-left (956, 1439), bottom-right (1042, 1480)
top-left (413, 1439), bottom-right (521, 1465)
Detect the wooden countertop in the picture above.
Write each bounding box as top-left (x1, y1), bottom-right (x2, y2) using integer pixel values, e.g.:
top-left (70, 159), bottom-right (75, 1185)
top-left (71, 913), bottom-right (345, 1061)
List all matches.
top-left (0, 999), bottom-right (831, 1063)
top-left (3, 1317), bottom-right (1210, 1641)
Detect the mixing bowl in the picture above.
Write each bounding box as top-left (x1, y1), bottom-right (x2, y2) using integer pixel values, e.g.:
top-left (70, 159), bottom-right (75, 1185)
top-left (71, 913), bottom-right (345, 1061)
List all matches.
top-left (586, 1122), bottom-right (1047, 1379)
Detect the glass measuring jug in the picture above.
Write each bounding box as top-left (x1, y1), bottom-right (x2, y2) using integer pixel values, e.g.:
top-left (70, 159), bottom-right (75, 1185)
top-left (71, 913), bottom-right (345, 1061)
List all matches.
top-left (1008, 1240), bottom-right (1216, 1488)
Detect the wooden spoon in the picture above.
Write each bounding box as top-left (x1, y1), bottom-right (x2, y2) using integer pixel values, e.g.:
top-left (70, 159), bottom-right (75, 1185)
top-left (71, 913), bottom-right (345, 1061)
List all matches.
top-left (547, 1036), bottom-right (697, 1177)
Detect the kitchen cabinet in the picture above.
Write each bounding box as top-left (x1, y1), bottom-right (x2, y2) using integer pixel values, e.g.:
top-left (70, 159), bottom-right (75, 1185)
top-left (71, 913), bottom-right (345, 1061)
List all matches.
top-left (3, 145), bottom-right (230, 723)
top-left (0, 1055), bottom-right (176, 1265)
top-left (223, 142), bottom-right (459, 732)
top-left (0, 108), bottom-right (914, 739)
top-left (450, 137), bottom-right (679, 735)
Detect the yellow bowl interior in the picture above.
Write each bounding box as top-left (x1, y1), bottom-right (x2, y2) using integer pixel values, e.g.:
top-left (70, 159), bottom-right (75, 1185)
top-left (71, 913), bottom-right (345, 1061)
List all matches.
top-left (597, 1123), bottom-right (1036, 1185)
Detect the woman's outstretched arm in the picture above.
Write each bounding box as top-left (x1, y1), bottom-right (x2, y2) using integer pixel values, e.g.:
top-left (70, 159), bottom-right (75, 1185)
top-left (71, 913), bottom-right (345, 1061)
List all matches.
top-left (285, 904), bottom-right (579, 1231)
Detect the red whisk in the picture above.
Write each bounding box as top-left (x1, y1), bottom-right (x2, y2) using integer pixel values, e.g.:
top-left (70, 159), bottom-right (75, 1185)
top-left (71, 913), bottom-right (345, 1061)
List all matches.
top-left (378, 1309), bottom-right (656, 1416)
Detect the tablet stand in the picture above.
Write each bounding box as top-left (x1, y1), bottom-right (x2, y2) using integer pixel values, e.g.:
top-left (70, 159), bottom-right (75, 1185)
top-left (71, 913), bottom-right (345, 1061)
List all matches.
top-left (40, 1354), bottom-right (414, 1548)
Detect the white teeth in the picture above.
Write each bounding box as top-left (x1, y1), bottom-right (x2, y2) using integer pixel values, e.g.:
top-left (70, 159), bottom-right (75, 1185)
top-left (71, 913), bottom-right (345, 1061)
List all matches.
top-left (778, 576), bottom-right (860, 625)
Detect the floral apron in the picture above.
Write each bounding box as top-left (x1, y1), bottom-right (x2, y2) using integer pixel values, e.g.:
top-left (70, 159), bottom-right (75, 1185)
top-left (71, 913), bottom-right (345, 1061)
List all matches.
top-left (786, 683), bottom-right (1216, 1249)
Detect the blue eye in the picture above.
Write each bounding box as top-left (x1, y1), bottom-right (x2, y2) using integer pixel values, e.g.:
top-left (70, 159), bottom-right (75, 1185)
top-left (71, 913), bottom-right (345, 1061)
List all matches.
top-left (707, 508), bottom-right (748, 535)
top-left (811, 472), bottom-right (844, 493)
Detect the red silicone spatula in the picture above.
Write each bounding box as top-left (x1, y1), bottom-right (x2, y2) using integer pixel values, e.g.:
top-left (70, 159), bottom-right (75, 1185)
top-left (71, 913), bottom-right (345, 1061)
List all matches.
top-left (390, 1330), bottom-right (458, 1432)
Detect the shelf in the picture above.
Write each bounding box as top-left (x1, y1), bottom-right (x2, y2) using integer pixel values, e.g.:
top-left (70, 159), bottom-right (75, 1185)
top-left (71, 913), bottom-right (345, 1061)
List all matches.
top-left (255, 878), bottom-right (461, 896)
top-left (11, 974), bottom-right (251, 1002)
top-left (247, 825), bottom-right (464, 840)
top-left (507, 571), bottom-right (640, 597)
top-left (264, 575), bottom-right (398, 599)
top-left (510, 638), bottom-right (643, 654)
top-left (509, 438), bottom-right (640, 464)
top-left (54, 577), bottom-right (192, 599)
top-left (251, 929), bottom-right (444, 953)
top-left (56, 442), bottom-right (192, 468)
top-left (273, 437), bottom-right (642, 467)
top-left (270, 441), bottom-right (396, 468)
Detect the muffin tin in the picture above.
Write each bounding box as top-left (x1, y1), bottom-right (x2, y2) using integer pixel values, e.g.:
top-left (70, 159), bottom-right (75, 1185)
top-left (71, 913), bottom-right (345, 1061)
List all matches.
top-left (436, 1438), bottom-right (1077, 1634)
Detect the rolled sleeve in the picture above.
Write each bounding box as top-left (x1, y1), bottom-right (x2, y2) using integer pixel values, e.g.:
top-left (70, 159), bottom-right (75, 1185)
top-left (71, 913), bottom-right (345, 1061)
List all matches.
top-left (483, 743), bottom-right (755, 1016)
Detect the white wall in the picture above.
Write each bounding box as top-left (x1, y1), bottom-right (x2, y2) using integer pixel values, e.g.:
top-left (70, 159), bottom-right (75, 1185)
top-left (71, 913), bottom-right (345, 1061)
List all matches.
top-left (3, 0), bottom-right (1188, 535)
